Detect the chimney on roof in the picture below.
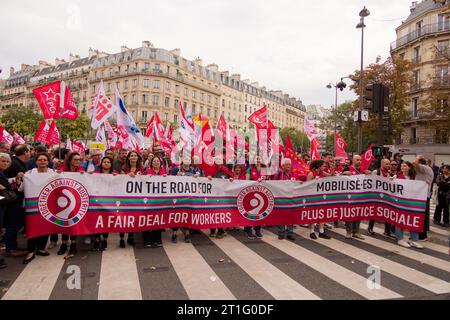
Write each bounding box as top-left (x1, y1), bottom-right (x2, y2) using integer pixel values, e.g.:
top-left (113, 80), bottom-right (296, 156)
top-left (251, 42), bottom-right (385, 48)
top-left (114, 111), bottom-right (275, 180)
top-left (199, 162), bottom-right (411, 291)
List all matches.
top-left (142, 40), bottom-right (153, 48)
top-left (194, 57), bottom-right (203, 66)
top-left (69, 53), bottom-right (79, 63)
top-left (21, 64), bottom-right (31, 71)
top-left (121, 45), bottom-right (130, 52)
top-left (410, 1), bottom-right (417, 12)
top-left (10, 67), bottom-right (15, 76)
top-left (55, 58), bottom-right (66, 66)
top-left (88, 48), bottom-right (96, 58)
top-left (206, 64), bottom-right (218, 72)
top-left (221, 71), bottom-right (229, 77)
top-left (170, 48), bottom-right (181, 56)
top-left (231, 74), bottom-right (241, 81)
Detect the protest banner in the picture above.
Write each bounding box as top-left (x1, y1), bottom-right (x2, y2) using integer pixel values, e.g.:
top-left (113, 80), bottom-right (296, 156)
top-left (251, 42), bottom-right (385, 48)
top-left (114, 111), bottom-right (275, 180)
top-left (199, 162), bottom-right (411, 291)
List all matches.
top-left (23, 173), bottom-right (427, 238)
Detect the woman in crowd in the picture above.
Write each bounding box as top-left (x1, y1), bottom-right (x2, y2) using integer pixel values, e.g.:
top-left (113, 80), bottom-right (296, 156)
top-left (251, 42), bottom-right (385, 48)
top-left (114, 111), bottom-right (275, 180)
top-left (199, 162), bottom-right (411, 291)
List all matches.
top-left (0, 152), bottom-right (15, 269)
top-left (19, 153), bottom-right (53, 264)
top-left (143, 156), bottom-right (166, 247)
top-left (118, 151), bottom-right (143, 248)
top-left (170, 156), bottom-right (198, 243)
top-left (57, 152), bottom-right (84, 258)
top-left (90, 156), bottom-right (116, 251)
top-left (306, 160), bottom-right (332, 240)
top-left (395, 161), bottom-right (423, 248)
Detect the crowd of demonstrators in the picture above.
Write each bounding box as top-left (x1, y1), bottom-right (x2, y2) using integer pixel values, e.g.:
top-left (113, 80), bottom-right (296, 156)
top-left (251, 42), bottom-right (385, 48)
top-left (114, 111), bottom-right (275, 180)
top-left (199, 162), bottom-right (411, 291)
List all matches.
top-left (2, 140), bottom-right (450, 270)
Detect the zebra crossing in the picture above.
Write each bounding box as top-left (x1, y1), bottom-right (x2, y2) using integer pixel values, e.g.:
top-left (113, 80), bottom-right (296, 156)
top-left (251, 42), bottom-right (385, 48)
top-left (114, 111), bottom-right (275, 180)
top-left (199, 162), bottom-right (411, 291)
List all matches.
top-left (1, 225), bottom-right (449, 300)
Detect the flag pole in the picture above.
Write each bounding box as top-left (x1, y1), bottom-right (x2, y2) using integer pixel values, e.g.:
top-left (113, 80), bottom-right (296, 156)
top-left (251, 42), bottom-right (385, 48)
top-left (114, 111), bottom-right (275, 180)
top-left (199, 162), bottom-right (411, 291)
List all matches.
top-left (59, 81), bottom-right (66, 161)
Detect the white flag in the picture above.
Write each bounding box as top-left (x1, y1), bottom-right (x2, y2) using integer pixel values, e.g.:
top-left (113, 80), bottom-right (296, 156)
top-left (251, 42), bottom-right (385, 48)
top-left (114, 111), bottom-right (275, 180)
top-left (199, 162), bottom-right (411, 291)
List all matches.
top-left (91, 80), bottom-right (117, 130)
top-left (96, 125), bottom-right (106, 143)
top-left (115, 85), bottom-right (144, 149)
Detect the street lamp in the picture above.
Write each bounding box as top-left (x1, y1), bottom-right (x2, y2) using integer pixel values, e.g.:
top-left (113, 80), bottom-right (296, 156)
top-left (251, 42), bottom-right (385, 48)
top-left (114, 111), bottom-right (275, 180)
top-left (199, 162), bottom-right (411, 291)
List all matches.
top-left (326, 77), bottom-right (350, 156)
top-left (356, 6), bottom-right (370, 155)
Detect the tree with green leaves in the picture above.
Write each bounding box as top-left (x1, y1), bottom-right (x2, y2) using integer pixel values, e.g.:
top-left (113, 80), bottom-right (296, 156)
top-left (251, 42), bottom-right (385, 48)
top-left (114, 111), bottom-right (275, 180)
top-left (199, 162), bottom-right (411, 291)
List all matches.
top-left (0, 107), bottom-right (44, 136)
top-left (343, 57), bottom-right (414, 150)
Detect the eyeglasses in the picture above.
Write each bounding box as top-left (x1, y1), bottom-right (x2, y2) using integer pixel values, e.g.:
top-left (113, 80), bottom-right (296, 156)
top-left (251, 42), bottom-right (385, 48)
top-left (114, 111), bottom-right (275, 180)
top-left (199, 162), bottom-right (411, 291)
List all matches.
top-left (73, 158), bottom-right (82, 161)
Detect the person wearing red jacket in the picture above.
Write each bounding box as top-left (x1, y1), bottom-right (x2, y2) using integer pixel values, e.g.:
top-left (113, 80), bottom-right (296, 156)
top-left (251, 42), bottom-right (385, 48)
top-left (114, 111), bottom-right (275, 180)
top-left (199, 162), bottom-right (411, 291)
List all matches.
top-left (306, 160), bottom-right (331, 240)
top-left (57, 152), bottom-right (85, 259)
top-left (142, 156), bottom-right (167, 248)
top-left (275, 158), bottom-right (298, 241)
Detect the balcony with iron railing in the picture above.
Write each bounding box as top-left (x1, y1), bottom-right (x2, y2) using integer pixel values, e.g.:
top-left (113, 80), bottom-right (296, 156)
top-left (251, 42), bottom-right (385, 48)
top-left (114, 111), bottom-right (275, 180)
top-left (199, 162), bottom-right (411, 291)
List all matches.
top-left (410, 82), bottom-right (421, 91)
top-left (411, 55), bottom-right (421, 64)
top-left (432, 76), bottom-right (450, 87)
top-left (391, 22), bottom-right (450, 51)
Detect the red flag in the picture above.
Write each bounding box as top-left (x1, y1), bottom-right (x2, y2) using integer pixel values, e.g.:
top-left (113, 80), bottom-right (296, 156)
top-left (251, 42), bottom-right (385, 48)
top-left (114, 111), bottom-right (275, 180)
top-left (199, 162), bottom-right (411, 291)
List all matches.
top-left (72, 140), bottom-right (85, 153)
top-left (216, 114), bottom-right (227, 141)
top-left (34, 120), bottom-right (50, 143)
top-left (0, 127), bottom-right (14, 144)
top-left (248, 105), bottom-right (267, 129)
top-left (13, 131), bottom-right (25, 144)
top-left (145, 115), bottom-right (155, 138)
top-left (285, 133), bottom-right (309, 175)
top-left (33, 81), bottom-right (78, 120)
top-left (310, 138), bottom-right (321, 161)
top-left (334, 133), bottom-right (348, 160)
top-left (45, 121), bottom-right (60, 146)
top-left (361, 144), bottom-right (375, 172)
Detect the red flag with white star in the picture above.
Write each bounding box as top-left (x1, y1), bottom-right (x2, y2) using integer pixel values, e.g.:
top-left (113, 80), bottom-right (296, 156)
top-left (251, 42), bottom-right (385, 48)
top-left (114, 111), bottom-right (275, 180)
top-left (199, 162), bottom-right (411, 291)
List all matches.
top-left (33, 81), bottom-right (78, 120)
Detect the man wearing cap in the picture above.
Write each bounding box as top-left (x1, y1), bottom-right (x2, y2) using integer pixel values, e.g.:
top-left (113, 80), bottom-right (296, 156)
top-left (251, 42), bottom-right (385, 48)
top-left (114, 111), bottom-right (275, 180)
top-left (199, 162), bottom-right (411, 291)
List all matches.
top-left (82, 149), bottom-right (102, 173)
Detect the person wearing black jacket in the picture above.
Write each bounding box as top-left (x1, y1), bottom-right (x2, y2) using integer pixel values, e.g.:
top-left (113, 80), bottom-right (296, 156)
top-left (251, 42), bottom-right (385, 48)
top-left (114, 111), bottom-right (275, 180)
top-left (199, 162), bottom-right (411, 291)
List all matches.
top-left (3, 144), bottom-right (30, 257)
top-left (433, 165), bottom-right (450, 227)
top-left (0, 152), bottom-right (15, 268)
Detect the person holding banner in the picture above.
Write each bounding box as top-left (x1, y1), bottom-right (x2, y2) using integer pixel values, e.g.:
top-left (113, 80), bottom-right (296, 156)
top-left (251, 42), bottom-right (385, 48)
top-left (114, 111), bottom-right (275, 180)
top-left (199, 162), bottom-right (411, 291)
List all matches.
top-left (19, 153), bottom-right (53, 264)
top-left (395, 162), bottom-right (423, 249)
top-left (307, 160), bottom-right (332, 240)
top-left (367, 159), bottom-right (396, 239)
top-left (118, 151), bottom-right (143, 248)
top-left (170, 156), bottom-right (197, 243)
top-left (0, 152), bottom-right (16, 268)
top-left (82, 149), bottom-right (102, 173)
top-left (208, 156), bottom-right (232, 239)
top-left (57, 152), bottom-right (84, 258)
top-left (143, 156), bottom-right (166, 248)
top-left (413, 156), bottom-right (434, 241)
top-left (342, 155), bottom-right (366, 240)
top-left (244, 156), bottom-right (269, 239)
top-left (275, 158), bottom-right (297, 241)
top-left (113, 148), bottom-right (128, 173)
top-left (90, 156), bottom-right (116, 251)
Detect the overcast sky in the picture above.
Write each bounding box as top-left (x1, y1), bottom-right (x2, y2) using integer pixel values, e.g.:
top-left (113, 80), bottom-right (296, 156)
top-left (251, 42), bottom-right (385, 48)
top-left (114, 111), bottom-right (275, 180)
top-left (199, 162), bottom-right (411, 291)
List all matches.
top-left (0, 0), bottom-right (414, 108)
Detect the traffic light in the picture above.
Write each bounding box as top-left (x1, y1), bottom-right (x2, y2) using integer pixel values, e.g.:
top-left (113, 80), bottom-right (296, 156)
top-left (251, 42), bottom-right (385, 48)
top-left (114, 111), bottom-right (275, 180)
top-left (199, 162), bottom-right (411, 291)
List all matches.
top-left (364, 83), bottom-right (388, 114)
top-left (371, 146), bottom-right (383, 156)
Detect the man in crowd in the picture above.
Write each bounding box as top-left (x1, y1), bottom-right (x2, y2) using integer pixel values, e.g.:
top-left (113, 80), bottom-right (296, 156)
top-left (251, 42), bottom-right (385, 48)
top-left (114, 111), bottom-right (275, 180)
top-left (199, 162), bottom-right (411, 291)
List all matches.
top-left (26, 144), bottom-right (54, 170)
top-left (275, 158), bottom-right (297, 241)
top-left (4, 144), bottom-right (30, 257)
top-left (413, 155), bottom-right (434, 241)
top-left (113, 148), bottom-right (128, 172)
top-left (367, 159), bottom-right (396, 238)
top-left (342, 155), bottom-right (366, 240)
top-left (82, 149), bottom-right (102, 173)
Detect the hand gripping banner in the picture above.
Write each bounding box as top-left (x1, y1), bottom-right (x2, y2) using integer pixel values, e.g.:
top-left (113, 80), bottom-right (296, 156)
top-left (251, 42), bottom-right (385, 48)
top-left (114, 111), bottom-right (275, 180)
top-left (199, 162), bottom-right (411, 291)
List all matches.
top-left (23, 173), bottom-right (427, 238)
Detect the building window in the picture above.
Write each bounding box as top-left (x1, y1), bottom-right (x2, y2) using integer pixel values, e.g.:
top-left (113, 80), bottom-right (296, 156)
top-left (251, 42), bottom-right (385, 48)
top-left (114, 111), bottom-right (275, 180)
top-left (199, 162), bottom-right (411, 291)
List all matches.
top-left (222, 99), bottom-right (225, 107)
top-left (200, 92), bottom-right (204, 101)
top-left (174, 114), bottom-right (178, 123)
top-left (154, 64), bottom-right (161, 72)
top-left (142, 111), bottom-right (148, 121)
top-left (142, 94), bottom-right (148, 105)
top-left (412, 98), bottom-right (418, 118)
top-left (132, 94), bottom-right (136, 104)
top-left (133, 79), bottom-right (137, 88)
top-left (143, 79), bottom-right (149, 88)
top-left (153, 80), bottom-right (160, 89)
top-left (411, 128), bottom-right (417, 144)
top-left (175, 85), bottom-right (180, 94)
top-left (124, 95), bottom-right (127, 104)
top-left (413, 46), bottom-right (420, 63)
top-left (174, 99), bottom-right (179, 109)
top-left (166, 81), bottom-right (171, 90)
top-left (192, 90), bottom-right (196, 99)
top-left (438, 14), bottom-right (450, 32)
top-left (207, 108), bottom-right (211, 117)
top-left (164, 97), bottom-right (170, 108)
top-left (192, 104), bottom-right (196, 115)
top-left (124, 80), bottom-right (129, 89)
top-left (144, 63), bottom-right (150, 71)
top-left (184, 87), bottom-right (188, 96)
top-left (183, 102), bottom-right (187, 111)
top-left (164, 113), bottom-right (168, 121)
top-left (152, 95), bottom-right (159, 106)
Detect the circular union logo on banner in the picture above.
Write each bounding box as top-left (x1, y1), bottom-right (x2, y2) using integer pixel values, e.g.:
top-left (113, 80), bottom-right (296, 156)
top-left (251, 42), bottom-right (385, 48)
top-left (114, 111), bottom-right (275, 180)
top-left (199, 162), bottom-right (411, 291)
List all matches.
top-left (38, 178), bottom-right (90, 227)
top-left (237, 185), bottom-right (275, 221)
